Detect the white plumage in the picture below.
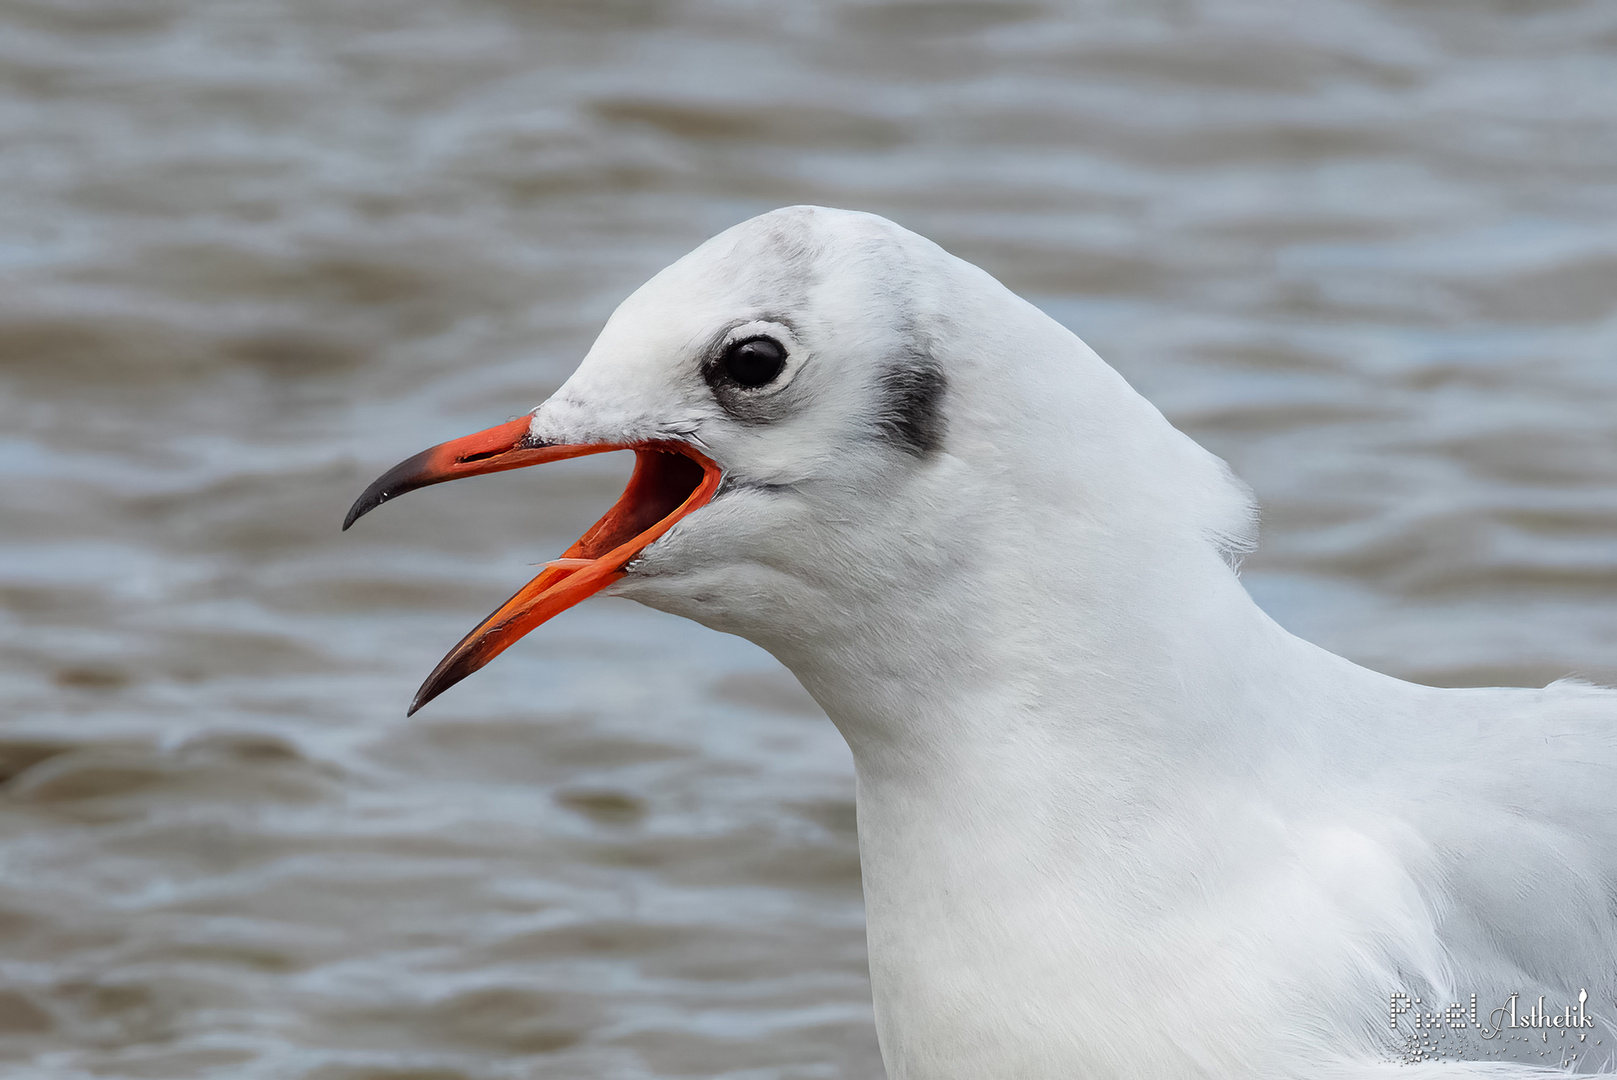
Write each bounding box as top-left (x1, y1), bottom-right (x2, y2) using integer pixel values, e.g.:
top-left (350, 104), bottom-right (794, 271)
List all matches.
top-left (369, 206), bottom-right (1617, 1078)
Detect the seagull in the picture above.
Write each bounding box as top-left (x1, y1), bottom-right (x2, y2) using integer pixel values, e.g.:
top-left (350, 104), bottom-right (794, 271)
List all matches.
top-left (344, 206), bottom-right (1617, 1079)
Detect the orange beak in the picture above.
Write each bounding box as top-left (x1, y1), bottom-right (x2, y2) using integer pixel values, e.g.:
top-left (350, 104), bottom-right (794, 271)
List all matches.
top-left (343, 416), bottom-right (722, 715)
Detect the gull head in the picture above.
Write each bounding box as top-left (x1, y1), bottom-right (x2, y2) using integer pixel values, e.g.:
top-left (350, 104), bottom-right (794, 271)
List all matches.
top-left (343, 205), bottom-right (1256, 715)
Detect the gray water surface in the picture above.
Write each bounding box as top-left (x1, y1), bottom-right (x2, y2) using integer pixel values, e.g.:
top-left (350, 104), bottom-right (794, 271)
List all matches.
top-left (2, 1), bottom-right (1616, 1077)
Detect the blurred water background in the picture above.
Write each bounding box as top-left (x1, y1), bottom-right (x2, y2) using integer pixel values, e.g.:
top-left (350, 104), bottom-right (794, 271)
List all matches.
top-left (1, 0), bottom-right (1615, 1077)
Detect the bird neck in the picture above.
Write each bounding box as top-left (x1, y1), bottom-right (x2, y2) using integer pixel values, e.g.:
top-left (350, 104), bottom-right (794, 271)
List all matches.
top-left (775, 537), bottom-right (1351, 808)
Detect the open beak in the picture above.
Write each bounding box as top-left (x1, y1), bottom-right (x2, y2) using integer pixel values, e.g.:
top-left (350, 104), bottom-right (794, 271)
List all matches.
top-left (343, 416), bottom-right (722, 715)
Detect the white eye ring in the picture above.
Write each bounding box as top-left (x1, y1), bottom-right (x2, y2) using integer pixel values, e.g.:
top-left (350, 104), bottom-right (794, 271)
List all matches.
top-left (706, 321), bottom-right (806, 399)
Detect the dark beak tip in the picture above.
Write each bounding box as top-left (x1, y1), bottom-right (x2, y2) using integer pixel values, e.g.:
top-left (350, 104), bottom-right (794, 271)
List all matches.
top-left (407, 678), bottom-right (445, 717)
top-left (341, 445), bottom-right (444, 535)
top-left (408, 645), bottom-right (486, 717)
top-left (340, 493), bottom-right (378, 532)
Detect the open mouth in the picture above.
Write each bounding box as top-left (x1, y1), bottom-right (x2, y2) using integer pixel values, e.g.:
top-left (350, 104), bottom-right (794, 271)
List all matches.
top-left (342, 416), bottom-right (722, 714)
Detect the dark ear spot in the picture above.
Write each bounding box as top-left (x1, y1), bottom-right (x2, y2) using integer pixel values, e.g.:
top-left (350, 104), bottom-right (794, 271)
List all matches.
top-left (874, 362), bottom-right (946, 456)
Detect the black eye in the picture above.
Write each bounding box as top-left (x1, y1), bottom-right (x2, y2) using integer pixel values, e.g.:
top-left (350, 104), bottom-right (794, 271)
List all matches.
top-left (720, 336), bottom-right (787, 388)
